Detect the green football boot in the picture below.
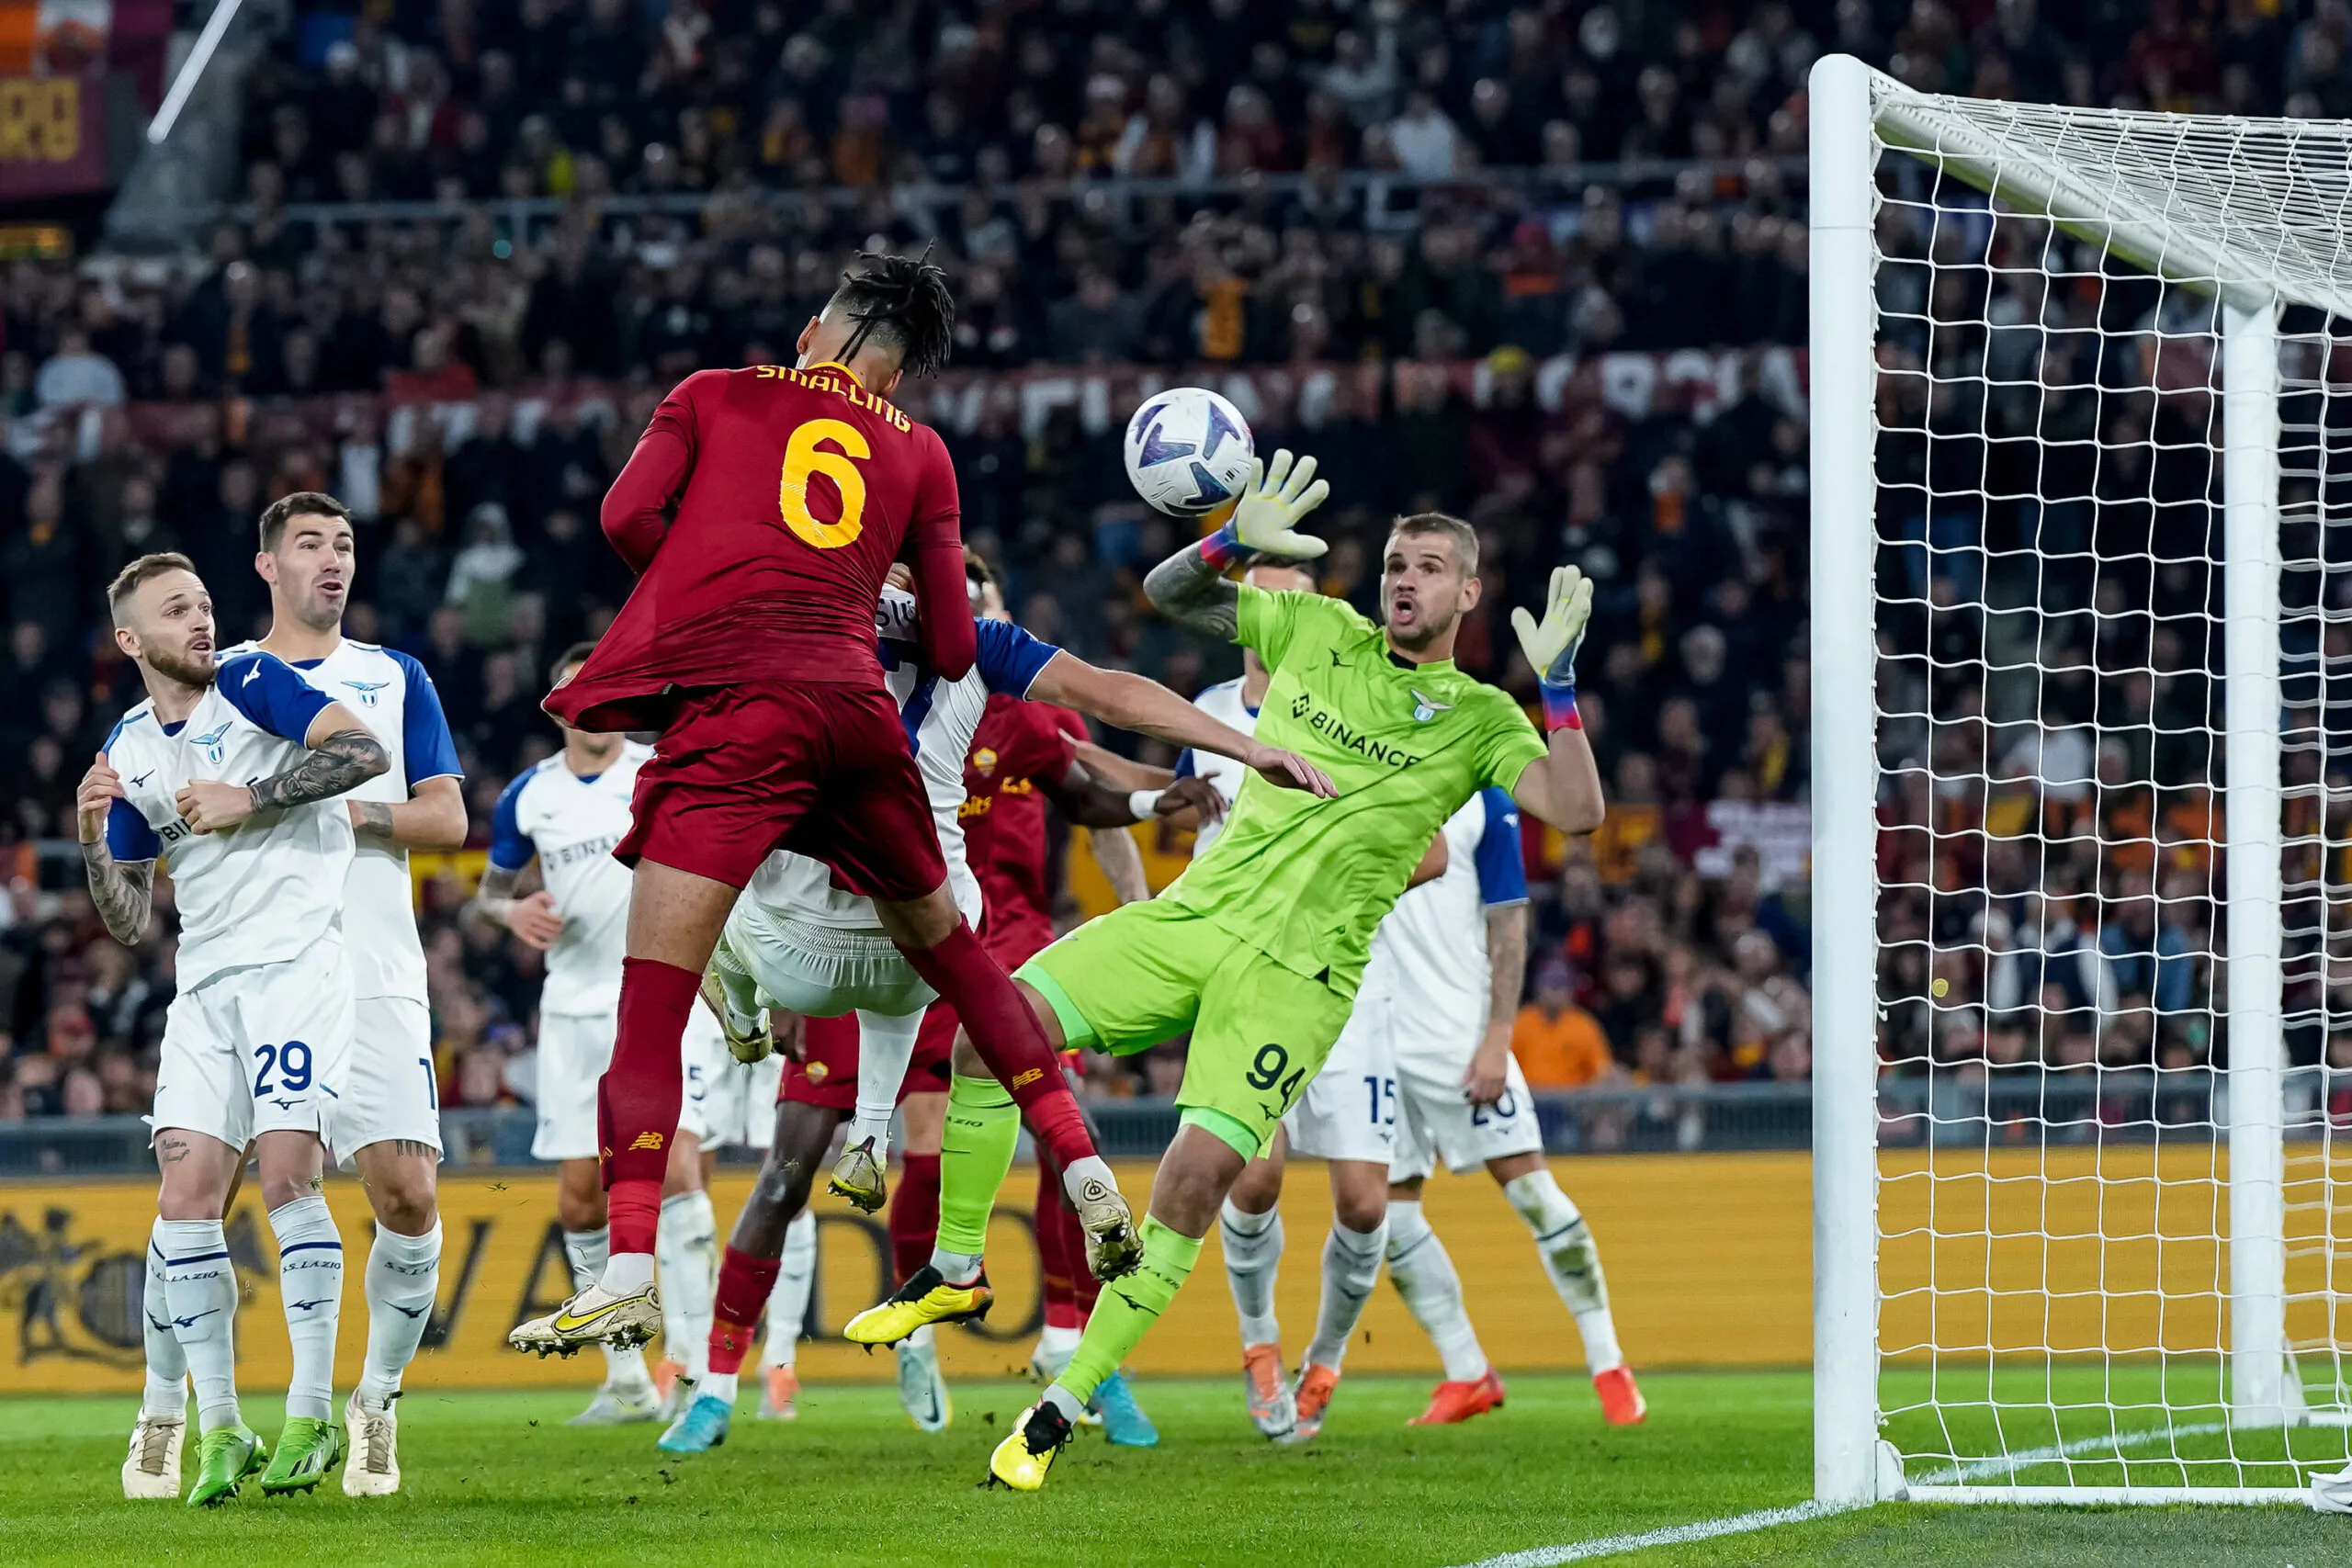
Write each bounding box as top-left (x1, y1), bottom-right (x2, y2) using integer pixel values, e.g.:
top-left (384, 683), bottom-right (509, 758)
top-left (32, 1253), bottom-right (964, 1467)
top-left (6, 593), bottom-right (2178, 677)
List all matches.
top-left (256, 1416), bottom-right (343, 1495)
top-left (186, 1424), bottom-right (267, 1507)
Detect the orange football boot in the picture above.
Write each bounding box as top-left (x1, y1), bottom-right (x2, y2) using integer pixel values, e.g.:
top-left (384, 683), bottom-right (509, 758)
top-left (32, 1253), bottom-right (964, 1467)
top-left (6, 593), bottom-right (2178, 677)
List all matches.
top-left (1408, 1368), bottom-right (1507, 1426)
top-left (1287, 1363), bottom-right (1340, 1442)
top-left (1242, 1343), bottom-right (1294, 1438)
top-left (1594, 1365), bottom-right (1646, 1426)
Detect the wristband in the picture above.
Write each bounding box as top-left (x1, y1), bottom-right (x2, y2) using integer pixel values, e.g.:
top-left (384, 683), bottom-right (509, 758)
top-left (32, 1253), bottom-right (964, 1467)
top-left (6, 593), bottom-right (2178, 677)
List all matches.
top-left (1197, 525), bottom-right (1243, 572)
top-left (1538, 679), bottom-right (1581, 732)
top-left (1126, 789), bottom-right (1166, 821)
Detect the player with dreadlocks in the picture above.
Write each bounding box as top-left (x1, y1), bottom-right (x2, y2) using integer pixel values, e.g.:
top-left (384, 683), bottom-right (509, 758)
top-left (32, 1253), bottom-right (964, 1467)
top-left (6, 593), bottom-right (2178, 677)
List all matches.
top-left (511, 252), bottom-right (1163, 1357)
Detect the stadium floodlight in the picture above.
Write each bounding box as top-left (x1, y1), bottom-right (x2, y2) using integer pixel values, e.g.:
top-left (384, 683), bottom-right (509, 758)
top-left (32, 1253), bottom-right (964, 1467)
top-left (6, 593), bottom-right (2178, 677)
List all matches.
top-left (148, 0), bottom-right (246, 145)
top-left (1811, 51), bottom-right (2352, 1507)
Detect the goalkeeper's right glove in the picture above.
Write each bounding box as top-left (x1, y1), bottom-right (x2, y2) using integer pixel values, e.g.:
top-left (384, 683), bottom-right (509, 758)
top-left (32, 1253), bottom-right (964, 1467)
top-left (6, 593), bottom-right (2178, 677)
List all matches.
top-left (1510, 565), bottom-right (1595, 732)
top-left (1201, 450), bottom-right (1330, 568)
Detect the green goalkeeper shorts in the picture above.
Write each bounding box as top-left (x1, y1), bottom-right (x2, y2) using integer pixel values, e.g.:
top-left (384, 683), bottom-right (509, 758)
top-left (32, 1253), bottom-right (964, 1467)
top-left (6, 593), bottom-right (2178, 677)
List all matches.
top-left (1015, 898), bottom-right (1353, 1162)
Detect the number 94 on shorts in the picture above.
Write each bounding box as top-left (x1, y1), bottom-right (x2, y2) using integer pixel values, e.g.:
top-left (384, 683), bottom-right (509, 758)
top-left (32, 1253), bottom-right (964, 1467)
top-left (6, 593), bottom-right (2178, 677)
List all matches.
top-left (1014, 898), bottom-right (1354, 1163)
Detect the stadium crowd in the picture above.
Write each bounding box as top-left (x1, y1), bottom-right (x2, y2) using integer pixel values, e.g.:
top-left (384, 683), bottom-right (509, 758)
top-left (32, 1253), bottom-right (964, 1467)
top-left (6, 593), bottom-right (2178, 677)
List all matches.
top-left (10, 0), bottom-right (2335, 1133)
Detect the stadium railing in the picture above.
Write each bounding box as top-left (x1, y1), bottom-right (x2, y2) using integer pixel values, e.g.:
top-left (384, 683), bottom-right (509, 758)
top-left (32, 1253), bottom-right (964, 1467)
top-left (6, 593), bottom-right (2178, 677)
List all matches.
top-left (106, 154), bottom-right (1808, 243)
top-left (15, 1075), bottom-right (2326, 1178)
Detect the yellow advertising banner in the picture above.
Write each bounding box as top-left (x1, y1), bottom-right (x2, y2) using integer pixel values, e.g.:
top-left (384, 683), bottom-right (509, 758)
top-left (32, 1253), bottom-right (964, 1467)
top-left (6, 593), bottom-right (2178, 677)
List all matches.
top-left (0, 1152), bottom-right (1818, 1395)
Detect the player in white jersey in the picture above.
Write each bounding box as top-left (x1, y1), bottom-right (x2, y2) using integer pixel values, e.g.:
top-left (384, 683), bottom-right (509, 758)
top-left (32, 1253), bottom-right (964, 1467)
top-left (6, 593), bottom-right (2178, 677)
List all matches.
top-left (80, 553), bottom-right (390, 1506)
top-left (469, 643), bottom-right (772, 1426)
top-left (222, 492), bottom-right (468, 1495)
top-left (643, 562), bottom-right (1243, 1457)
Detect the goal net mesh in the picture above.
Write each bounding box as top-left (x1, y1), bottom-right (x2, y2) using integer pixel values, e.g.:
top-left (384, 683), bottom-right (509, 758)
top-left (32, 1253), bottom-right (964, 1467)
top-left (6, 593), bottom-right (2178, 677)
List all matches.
top-left (1864, 81), bottom-right (2352, 1494)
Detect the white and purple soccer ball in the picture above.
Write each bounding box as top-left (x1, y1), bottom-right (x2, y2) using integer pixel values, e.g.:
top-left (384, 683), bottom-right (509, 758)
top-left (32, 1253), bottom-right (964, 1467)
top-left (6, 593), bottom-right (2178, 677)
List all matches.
top-left (1123, 387), bottom-right (1255, 517)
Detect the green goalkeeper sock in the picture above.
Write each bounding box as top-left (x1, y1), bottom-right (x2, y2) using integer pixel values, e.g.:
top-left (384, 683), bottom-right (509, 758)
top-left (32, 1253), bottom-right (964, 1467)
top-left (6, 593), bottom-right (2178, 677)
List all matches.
top-left (1054, 1217), bottom-right (1202, 1406)
top-left (934, 1073), bottom-right (1019, 1259)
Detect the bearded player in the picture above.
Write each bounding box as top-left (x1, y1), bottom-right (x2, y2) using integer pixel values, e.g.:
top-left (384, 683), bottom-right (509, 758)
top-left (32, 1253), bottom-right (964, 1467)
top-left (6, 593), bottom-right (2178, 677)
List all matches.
top-left (841, 454), bottom-right (1609, 1491)
top-left (506, 254), bottom-right (1272, 1354)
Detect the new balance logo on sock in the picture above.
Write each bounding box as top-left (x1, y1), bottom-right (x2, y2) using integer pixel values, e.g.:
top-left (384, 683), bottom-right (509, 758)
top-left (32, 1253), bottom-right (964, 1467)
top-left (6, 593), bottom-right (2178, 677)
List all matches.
top-left (629, 1132), bottom-right (665, 1151)
top-left (1012, 1068), bottom-right (1043, 1089)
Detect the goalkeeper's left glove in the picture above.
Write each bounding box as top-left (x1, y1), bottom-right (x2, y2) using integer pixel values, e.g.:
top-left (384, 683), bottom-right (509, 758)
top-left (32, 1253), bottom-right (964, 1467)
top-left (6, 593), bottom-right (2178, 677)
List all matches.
top-left (1201, 450), bottom-right (1330, 568)
top-left (1511, 565), bottom-right (1595, 732)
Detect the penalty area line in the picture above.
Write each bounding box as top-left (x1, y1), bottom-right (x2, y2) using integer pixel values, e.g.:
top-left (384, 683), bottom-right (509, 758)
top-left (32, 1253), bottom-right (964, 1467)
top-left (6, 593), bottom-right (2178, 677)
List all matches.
top-left (1444, 1499), bottom-right (1864, 1568)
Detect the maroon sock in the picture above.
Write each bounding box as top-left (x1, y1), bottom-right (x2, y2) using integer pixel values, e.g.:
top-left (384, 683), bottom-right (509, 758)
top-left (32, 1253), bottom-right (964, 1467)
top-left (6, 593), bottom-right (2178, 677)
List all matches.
top-left (1036, 1159), bottom-right (1080, 1328)
top-left (709, 1246), bottom-right (784, 1375)
top-left (895, 924), bottom-right (1098, 1170)
top-left (889, 1154), bottom-right (942, 1284)
top-left (598, 955), bottom-right (698, 1253)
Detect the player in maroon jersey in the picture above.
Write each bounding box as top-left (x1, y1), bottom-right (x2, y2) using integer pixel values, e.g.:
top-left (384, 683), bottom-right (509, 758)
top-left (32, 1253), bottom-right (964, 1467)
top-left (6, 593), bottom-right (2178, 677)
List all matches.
top-left (510, 254), bottom-right (1333, 1356)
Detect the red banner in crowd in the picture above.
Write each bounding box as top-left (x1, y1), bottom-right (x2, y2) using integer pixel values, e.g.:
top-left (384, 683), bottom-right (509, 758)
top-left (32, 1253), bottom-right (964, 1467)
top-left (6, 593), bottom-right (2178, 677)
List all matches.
top-left (0, 71), bottom-right (104, 199)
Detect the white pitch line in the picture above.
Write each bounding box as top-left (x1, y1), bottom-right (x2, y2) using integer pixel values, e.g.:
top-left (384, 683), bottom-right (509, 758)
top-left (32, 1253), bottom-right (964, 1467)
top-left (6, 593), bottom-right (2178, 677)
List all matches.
top-left (1910, 1419), bottom-right (2232, 1488)
top-left (1443, 1499), bottom-right (1861, 1568)
top-left (1447, 1420), bottom-right (2235, 1568)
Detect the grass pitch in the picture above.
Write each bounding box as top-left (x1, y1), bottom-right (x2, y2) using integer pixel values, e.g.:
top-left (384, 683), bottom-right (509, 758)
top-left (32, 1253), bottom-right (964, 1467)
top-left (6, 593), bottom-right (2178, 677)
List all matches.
top-left (5, 1372), bottom-right (2346, 1565)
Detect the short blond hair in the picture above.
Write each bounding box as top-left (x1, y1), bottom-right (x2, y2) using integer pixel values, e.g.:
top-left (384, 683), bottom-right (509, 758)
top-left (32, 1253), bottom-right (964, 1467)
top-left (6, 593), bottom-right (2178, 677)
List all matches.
top-left (107, 552), bottom-right (198, 624)
top-left (1390, 512), bottom-right (1478, 574)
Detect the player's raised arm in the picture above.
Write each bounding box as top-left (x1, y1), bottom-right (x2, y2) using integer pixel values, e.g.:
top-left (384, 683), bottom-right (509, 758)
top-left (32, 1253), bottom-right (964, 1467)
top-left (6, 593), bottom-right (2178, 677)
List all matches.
top-left (600, 371), bottom-right (715, 574)
top-left (1027, 650), bottom-right (1336, 797)
top-left (1506, 566), bottom-right (1607, 835)
top-left (1142, 449), bottom-right (1330, 639)
top-left (77, 750), bottom-right (154, 945)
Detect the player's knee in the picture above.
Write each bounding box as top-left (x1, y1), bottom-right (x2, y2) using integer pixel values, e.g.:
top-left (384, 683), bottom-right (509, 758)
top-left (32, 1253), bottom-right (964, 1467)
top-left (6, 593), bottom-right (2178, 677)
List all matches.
top-left (258, 1171), bottom-right (317, 1212)
top-left (750, 1152), bottom-right (814, 1218)
top-left (370, 1175), bottom-right (438, 1235)
top-left (950, 1031), bottom-right (987, 1077)
top-left (1333, 1190), bottom-right (1388, 1235)
top-left (556, 1186), bottom-right (604, 1232)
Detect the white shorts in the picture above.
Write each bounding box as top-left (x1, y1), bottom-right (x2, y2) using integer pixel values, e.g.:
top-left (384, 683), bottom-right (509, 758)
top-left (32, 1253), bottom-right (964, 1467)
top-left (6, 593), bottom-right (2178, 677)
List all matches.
top-left (1284, 987), bottom-right (1399, 1166)
top-left (1390, 1045), bottom-right (1544, 1179)
top-left (333, 994), bottom-right (442, 1168)
top-left (677, 998), bottom-right (784, 1150)
top-left (151, 933), bottom-right (354, 1153)
top-left (721, 901), bottom-right (934, 1019)
top-left (533, 1008), bottom-right (617, 1163)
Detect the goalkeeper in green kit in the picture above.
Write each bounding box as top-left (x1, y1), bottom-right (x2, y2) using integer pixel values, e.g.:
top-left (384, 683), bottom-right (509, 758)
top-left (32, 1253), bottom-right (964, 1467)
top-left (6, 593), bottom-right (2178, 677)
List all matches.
top-left (840, 450), bottom-right (1608, 1491)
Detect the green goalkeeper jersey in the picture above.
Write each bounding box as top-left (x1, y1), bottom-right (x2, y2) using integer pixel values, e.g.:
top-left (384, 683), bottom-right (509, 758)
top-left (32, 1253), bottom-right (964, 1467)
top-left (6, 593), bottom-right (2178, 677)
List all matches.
top-left (1167, 585), bottom-right (1549, 997)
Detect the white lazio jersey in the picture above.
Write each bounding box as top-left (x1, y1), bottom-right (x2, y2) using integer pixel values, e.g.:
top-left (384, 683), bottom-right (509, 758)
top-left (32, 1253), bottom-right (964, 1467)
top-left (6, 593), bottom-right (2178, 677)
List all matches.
top-left (746, 588), bottom-right (1060, 932)
top-left (1177, 676), bottom-right (1259, 858)
top-left (104, 651), bottom-right (355, 992)
top-left (489, 744), bottom-right (652, 1016)
top-left (225, 637), bottom-right (462, 1002)
top-left (1366, 788), bottom-right (1530, 1049)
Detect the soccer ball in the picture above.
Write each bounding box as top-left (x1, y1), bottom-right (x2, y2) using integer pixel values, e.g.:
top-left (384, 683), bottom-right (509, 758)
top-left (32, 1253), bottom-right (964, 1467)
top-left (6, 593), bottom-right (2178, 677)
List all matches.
top-left (1123, 387), bottom-right (1254, 517)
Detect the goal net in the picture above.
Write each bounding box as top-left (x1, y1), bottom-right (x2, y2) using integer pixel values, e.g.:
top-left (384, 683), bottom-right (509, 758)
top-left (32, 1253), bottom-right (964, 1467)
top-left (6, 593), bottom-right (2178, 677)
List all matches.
top-left (1810, 54), bottom-right (2352, 1506)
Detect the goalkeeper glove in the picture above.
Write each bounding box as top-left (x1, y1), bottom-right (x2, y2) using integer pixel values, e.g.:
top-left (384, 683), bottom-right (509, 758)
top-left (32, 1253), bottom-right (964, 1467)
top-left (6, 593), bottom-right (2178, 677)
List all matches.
top-left (1510, 565), bottom-right (1595, 732)
top-left (1200, 450), bottom-right (1330, 568)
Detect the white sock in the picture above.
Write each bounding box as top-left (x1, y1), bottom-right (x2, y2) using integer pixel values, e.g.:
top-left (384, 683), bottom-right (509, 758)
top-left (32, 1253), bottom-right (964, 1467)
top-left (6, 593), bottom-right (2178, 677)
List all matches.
top-left (929, 1246), bottom-right (985, 1284)
top-left (1385, 1200), bottom-right (1488, 1382)
top-left (700, 1370), bottom-right (740, 1406)
top-left (1219, 1199), bottom-right (1283, 1348)
top-left (850, 1009), bottom-right (922, 1156)
top-left (156, 1218), bottom-right (241, 1433)
top-left (601, 1248), bottom-right (655, 1293)
top-left (357, 1221), bottom-right (441, 1407)
top-left (1034, 1322), bottom-right (1082, 1380)
top-left (142, 1236), bottom-right (188, 1418)
top-left (1303, 1218), bottom-right (1388, 1371)
top-left (763, 1210), bottom-right (816, 1369)
top-left (1059, 1154), bottom-right (1118, 1206)
top-left (657, 1190), bottom-right (718, 1378)
top-left (269, 1194), bottom-right (345, 1422)
top-left (1504, 1170), bottom-right (1623, 1373)
top-left (565, 1225), bottom-right (651, 1388)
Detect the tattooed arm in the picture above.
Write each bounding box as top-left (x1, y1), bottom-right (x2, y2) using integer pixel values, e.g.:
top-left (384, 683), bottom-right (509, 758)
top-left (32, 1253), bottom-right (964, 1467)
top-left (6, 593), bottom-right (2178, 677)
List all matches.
top-left (466, 862), bottom-right (563, 950)
top-left (76, 752), bottom-right (154, 945)
top-left (175, 704), bottom-right (390, 834)
top-left (1142, 538), bottom-right (1243, 640)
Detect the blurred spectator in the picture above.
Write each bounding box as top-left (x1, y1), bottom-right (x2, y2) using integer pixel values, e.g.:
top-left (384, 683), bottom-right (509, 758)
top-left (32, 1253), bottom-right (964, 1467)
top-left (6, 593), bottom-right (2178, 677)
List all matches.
top-left (1513, 962), bottom-right (1619, 1089)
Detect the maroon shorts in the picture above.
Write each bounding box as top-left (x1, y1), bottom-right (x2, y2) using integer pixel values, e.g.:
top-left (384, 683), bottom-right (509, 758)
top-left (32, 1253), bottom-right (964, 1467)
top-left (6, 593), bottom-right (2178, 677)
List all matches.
top-left (616, 682), bottom-right (948, 898)
top-left (783, 1005), bottom-right (956, 1111)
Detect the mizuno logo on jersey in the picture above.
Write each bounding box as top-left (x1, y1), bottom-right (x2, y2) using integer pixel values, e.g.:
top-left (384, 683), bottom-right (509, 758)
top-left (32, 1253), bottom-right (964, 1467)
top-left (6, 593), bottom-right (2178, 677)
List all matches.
top-left (343, 679), bottom-right (391, 707)
top-left (628, 1132), bottom-right (665, 1151)
top-left (191, 720), bottom-right (234, 764)
top-left (127, 770), bottom-right (155, 787)
top-left (1410, 690), bottom-right (1453, 723)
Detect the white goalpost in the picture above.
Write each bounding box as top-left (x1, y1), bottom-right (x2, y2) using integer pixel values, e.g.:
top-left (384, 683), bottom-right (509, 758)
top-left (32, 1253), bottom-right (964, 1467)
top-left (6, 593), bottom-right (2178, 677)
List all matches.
top-left (1810, 51), bottom-right (2352, 1506)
